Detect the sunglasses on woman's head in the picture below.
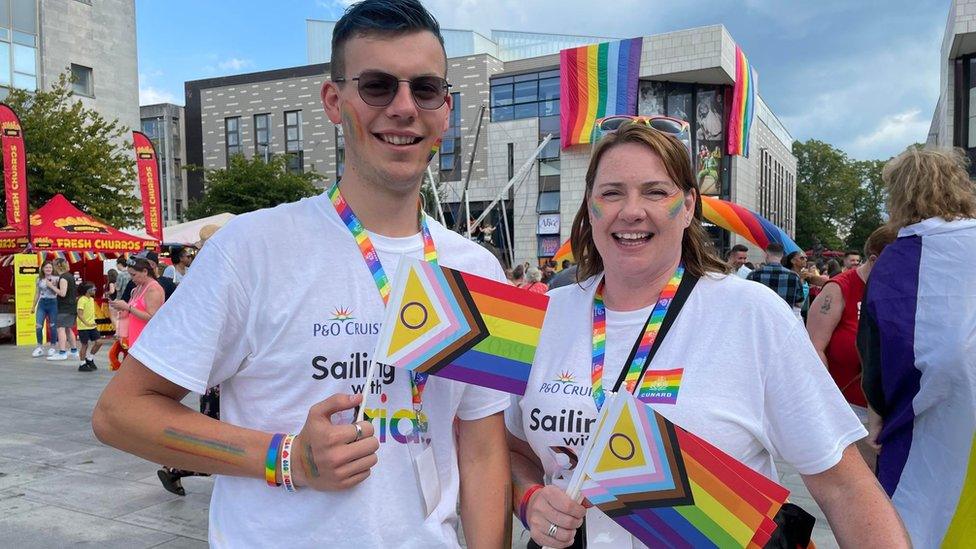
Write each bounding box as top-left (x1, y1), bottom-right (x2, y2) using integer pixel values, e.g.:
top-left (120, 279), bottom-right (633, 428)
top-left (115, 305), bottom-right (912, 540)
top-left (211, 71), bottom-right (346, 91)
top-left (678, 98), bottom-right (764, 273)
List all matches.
top-left (334, 70), bottom-right (452, 110)
top-left (593, 115), bottom-right (690, 141)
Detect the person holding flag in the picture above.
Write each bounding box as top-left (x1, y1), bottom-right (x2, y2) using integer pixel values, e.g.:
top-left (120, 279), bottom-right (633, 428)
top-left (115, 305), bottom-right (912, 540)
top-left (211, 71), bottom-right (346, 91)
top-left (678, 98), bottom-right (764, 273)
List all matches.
top-left (91, 1), bottom-right (510, 547)
top-left (506, 121), bottom-right (908, 548)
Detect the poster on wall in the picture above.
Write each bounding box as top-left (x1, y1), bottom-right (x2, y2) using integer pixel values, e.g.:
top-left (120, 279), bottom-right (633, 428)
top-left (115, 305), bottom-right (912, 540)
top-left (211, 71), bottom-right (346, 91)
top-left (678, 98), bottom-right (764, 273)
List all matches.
top-left (695, 89), bottom-right (725, 196)
top-left (14, 254), bottom-right (39, 346)
top-left (638, 81), bottom-right (666, 116)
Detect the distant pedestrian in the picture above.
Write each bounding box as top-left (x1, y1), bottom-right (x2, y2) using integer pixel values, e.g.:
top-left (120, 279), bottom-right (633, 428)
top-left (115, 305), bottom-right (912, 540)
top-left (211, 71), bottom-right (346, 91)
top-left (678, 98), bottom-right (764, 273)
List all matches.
top-left (511, 264), bottom-right (526, 288)
top-left (31, 261), bottom-right (59, 358)
top-left (842, 250), bottom-right (861, 271)
top-left (109, 253), bottom-right (164, 347)
top-left (76, 283), bottom-right (103, 372)
top-left (162, 246), bottom-right (192, 284)
top-left (46, 258), bottom-right (79, 362)
top-left (727, 243), bottom-right (751, 278)
top-left (746, 243), bottom-right (804, 307)
top-left (523, 267), bottom-right (549, 294)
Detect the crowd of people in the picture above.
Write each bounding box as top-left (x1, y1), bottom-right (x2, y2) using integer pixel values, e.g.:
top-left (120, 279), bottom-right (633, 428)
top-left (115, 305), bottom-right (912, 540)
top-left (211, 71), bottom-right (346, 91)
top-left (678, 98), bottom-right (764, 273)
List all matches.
top-left (57, 1), bottom-right (974, 548)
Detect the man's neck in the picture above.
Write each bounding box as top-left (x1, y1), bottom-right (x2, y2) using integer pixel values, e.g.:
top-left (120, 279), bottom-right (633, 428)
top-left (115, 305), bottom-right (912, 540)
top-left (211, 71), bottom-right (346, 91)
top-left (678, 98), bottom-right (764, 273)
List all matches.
top-left (856, 262), bottom-right (870, 282)
top-left (337, 173), bottom-right (422, 237)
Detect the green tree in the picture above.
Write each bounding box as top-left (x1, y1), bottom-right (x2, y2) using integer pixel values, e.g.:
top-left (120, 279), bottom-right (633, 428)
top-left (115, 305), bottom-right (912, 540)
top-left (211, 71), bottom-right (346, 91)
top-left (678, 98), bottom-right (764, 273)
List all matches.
top-left (793, 139), bottom-right (863, 250)
top-left (185, 153), bottom-right (322, 219)
top-left (0, 72), bottom-right (140, 227)
top-left (844, 159), bottom-right (888, 252)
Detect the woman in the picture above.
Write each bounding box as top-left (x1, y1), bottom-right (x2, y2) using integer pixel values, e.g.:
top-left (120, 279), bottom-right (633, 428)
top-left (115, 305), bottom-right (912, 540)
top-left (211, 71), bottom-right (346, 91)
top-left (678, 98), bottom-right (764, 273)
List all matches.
top-left (512, 264), bottom-right (527, 288)
top-left (506, 122), bottom-right (907, 548)
top-left (46, 258), bottom-right (79, 361)
top-left (30, 261), bottom-right (59, 357)
top-left (524, 267), bottom-right (549, 294)
top-left (109, 255), bottom-right (164, 347)
top-left (781, 251), bottom-right (810, 320)
top-left (859, 147), bottom-right (976, 547)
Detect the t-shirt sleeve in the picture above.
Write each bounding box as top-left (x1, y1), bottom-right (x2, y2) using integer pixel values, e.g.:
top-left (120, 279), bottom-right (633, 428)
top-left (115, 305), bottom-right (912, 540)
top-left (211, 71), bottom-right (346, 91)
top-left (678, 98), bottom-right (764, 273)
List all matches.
top-left (128, 240), bottom-right (252, 394)
top-left (762, 324), bottom-right (867, 475)
top-left (456, 385), bottom-right (510, 421)
top-left (504, 395), bottom-right (527, 440)
top-left (162, 265), bottom-right (176, 279)
top-left (858, 284), bottom-right (886, 414)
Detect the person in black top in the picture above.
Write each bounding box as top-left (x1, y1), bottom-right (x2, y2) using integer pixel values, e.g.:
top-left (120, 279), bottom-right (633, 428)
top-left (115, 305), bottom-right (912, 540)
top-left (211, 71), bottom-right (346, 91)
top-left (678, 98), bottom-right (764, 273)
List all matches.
top-left (46, 258), bottom-right (79, 361)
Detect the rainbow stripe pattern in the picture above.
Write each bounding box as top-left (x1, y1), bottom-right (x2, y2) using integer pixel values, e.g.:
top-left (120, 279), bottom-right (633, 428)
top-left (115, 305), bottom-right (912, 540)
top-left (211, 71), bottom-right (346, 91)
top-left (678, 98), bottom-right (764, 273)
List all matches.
top-left (581, 393), bottom-right (789, 548)
top-left (374, 257), bottom-right (548, 395)
top-left (591, 266), bottom-right (683, 411)
top-left (727, 45), bottom-right (757, 156)
top-left (637, 368), bottom-right (683, 405)
top-left (553, 238), bottom-right (573, 265)
top-left (559, 38), bottom-right (643, 148)
top-left (701, 195), bottom-right (800, 255)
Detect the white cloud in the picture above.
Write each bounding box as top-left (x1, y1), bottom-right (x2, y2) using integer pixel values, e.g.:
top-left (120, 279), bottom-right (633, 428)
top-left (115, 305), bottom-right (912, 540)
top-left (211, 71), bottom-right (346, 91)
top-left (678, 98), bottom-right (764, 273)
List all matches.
top-left (139, 85), bottom-right (178, 106)
top-left (849, 109), bottom-right (930, 158)
top-left (217, 57), bottom-right (253, 72)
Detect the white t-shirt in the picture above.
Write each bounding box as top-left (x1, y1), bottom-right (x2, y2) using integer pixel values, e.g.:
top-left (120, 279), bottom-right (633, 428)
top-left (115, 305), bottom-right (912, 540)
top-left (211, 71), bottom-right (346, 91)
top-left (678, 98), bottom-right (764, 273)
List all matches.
top-left (131, 193), bottom-right (510, 548)
top-left (162, 264), bottom-right (183, 283)
top-left (506, 273), bottom-right (865, 548)
top-left (736, 264), bottom-right (752, 278)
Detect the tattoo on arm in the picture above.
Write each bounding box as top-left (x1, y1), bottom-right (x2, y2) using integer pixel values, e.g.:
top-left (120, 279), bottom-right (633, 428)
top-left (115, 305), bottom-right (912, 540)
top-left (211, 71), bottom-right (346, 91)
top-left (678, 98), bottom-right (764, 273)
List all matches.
top-left (819, 295), bottom-right (833, 314)
top-left (161, 427), bottom-right (247, 466)
top-left (302, 441), bottom-right (320, 478)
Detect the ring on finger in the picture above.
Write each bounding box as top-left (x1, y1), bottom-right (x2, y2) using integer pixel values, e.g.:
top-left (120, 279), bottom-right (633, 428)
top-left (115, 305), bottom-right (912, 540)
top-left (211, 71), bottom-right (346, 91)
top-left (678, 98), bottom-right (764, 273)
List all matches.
top-left (547, 523), bottom-right (558, 537)
top-left (353, 423), bottom-right (363, 442)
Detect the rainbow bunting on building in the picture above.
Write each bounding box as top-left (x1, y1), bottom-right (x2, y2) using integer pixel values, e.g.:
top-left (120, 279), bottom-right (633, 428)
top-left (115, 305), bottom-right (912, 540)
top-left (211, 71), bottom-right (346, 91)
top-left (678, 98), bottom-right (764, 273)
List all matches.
top-left (727, 45), bottom-right (757, 156)
top-left (701, 195), bottom-right (800, 255)
top-left (373, 258), bottom-right (548, 395)
top-left (579, 393), bottom-right (789, 548)
top-left (559, 38), bottom-right (643, 149)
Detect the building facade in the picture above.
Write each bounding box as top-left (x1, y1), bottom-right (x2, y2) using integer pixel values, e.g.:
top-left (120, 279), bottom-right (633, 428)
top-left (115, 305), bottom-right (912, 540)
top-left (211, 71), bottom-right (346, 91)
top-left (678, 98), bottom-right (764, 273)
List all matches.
top-left (140, 103), bottom-right (186, 225)
top-left (928, 0), bottom-right (976, 176)
top-left (186, 24), bottom-right (796, 265)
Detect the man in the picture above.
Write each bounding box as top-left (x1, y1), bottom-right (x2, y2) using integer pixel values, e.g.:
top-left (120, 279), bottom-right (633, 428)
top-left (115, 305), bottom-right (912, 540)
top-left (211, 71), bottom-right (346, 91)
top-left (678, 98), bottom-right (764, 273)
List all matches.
top-left (162, 246), bottom-right (192, 284)
top-left (842, 250), bottom-right (861, 271)
top-left (746, 243), bottom-right (803, 306)
top-left (727, 243), bottom-right (751, 278)
top-left (92, 2), bottom-right (510, 547)
top-left (807, 226), bottom-right (898, 468)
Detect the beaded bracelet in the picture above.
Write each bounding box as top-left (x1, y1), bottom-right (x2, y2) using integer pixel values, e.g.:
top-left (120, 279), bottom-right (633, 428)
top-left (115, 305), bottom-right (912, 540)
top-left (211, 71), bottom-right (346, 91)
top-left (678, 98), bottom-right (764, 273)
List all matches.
top-left (518, 484), bottom-right (544, 529)
top-left (265, 433), bottom-right (285, 488)
top-left (281, 434), bottom-right (297, 492)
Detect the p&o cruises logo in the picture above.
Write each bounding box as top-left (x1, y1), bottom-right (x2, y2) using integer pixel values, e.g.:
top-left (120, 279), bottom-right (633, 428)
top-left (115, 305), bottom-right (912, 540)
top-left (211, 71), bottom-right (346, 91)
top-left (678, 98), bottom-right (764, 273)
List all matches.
top-left (313, 305), bottom-right (380, 337)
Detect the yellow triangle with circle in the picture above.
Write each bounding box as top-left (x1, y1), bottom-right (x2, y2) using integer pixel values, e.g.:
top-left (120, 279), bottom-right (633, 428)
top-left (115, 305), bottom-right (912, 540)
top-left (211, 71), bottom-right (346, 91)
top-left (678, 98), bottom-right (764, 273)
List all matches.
top-left (387, 265), bottom-right (444, 357)
top-left (594, 404), bottom-right (648, 474)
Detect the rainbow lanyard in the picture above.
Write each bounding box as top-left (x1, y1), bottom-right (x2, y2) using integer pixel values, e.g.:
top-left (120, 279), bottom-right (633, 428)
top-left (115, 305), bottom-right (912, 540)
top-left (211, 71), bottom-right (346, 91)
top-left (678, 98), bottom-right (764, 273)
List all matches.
top-left (591, 265), bottom-right (684, 411)
top-left (328, 181), bottom-right (437, 424)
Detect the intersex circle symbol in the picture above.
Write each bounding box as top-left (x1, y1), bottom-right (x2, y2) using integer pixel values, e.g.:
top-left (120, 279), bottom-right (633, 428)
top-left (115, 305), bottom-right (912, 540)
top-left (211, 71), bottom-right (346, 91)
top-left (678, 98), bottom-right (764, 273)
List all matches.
top-left (609, 433), bottom-right (635, 461)
top-left (400, 301), bottom-right (429, 329)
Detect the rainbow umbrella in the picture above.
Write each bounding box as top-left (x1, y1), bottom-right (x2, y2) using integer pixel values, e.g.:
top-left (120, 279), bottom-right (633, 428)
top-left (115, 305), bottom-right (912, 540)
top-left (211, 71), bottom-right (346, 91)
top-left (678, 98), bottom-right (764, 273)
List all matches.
top-left (553, 239), bottom-right (574, 267)
top-left (701, 195), bottom-right (800, 254)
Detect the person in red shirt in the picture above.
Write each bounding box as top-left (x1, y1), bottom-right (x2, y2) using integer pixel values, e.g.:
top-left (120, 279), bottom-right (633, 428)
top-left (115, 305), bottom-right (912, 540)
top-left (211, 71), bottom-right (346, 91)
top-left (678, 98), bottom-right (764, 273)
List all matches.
top-left (807, 225), bottom-right (898, 468)
top-left (523, 266), bottom-right (549, 294)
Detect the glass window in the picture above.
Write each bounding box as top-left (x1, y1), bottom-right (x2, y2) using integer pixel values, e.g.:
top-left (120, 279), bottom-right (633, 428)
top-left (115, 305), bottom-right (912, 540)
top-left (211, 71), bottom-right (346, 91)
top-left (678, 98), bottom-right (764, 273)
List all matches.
top-left (70, 64), bottom-right (93, 96)
top-left (12, 42), bottom-right (31, 74)
top-left (439, 153), bottom-right (454, 171)
top-left (514, 73), bottom-right (537, 82)
top-left (11, 0), bottom-right (34, 34)
top-left (11, 30), bottom-right (31, 46)
top-left (538, 115), bottom-right (560, 136)
top-left (514, 80), bottom-right (537, 103)
top-left (536, 191), bottom-right (560, 214)
top-left (0, 42), bottom-right (9, 87)
top-left (539, 77), bottom-right (559, 101)
top-left (0, 0), bottom-right (9, 28)
top-left (225, 117), bottom-right (241, 161)
top-left (539, 69), bottom-right (560, 79)
top-left (440, 92), bottom-right (461, 180)
top-left (490, 84), bottom-right (513, 107)
top-left (492, 105), bottom-right (513, 122)
top-left (254, 113), bottom-right (270, 160)
top-left (284, 110), bottom-right (303, 173)
top-left (514, 103), bottom-right (537, 119)
top-left (539, 100), bottom-right (559, 117)
top-left (11, 71), bottom-right (32, 90)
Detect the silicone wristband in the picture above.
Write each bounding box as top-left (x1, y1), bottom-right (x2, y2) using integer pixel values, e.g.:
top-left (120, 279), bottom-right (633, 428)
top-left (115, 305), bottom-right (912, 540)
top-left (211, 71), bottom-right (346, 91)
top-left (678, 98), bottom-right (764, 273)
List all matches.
top-left (519, 484), bottom-right (544, 529)
top-left (265, 433), bottom-right (285, 488)
top-left (281, 434), bottom-right (297, 492)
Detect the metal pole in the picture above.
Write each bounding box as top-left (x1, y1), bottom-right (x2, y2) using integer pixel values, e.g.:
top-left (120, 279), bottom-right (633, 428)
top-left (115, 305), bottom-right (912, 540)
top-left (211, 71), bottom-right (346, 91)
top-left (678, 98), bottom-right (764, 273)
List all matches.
top-left (425, 166), bottom-right (446, 225)
top-left (499, 196), bottom-right (514, 267)
top-left (456, 104), bottom-right (487, 234)
top-left (470, 133), bottom-right (552, 230)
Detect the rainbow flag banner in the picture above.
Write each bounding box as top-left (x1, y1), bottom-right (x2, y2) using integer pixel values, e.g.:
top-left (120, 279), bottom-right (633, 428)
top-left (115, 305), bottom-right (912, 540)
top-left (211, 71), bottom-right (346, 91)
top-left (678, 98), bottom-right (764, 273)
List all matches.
top-left (553, 239), bottom-right (573, 267)
top-left (559, 38), bottom-right (643, 149)
top-left (701, 195), bottom-right (800, 255)
top-left (373, 257), bottom-right (548, 395)
top-left (579, 393), bottom-right (789, 548)
top-left (636, 368), bottom-right (683, 405)
top-left (727, 45), bottom-right (757, 156)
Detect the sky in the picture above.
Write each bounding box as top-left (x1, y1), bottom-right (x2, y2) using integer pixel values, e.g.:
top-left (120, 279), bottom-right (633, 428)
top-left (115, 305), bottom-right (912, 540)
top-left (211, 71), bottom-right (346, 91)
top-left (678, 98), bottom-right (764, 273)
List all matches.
top-left (136, 0), bottom-right (947, 161)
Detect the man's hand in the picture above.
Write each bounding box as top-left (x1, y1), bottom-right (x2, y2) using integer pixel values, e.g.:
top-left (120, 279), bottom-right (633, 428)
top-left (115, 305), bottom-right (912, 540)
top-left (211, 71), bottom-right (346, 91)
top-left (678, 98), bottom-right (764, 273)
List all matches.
top-left (291, 393), bottom-right (379, 491)
top-left (525, 485), bottom-right (586, 548)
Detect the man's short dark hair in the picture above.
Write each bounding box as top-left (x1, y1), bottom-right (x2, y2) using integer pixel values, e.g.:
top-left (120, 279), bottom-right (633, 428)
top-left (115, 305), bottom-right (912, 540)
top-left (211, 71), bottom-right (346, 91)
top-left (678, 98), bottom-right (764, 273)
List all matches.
top-left (730, 244), bottom-right (749, 254)
top-left (844, 250), bottom-right (861, 258)
top-left (765, 243), bottom-right (785, 255)
top-left (331, 0), bottom-right (446, 79)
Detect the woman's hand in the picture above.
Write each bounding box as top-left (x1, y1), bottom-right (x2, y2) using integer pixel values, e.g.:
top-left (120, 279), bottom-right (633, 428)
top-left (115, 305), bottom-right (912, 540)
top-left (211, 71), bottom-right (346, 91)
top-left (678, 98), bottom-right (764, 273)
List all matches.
top-left (525, 485), bottom-right (586, 548)
top-left (109, 300), bottom-right (129, 311)
top-left (867, 408), bottom-right (884, 453)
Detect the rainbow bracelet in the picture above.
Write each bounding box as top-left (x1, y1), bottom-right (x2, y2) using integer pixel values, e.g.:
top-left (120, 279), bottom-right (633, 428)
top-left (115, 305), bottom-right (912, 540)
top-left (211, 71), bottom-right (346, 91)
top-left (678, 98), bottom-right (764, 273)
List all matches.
top-left (519, 484), bottom-right (544, 529)
top-left (265, 433), bottom-right (285, 488)
top-left (281, 434), bottom-right (297, 492)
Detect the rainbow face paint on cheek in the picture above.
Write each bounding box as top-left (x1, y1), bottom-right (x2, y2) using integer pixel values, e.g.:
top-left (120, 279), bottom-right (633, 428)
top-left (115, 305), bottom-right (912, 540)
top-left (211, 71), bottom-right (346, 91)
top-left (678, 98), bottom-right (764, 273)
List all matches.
top-left (340, 105), bottom-right (365, 142)
top-left (589, 199), bottom-right (604, 220)
top-left (666, 193), bottom-right (685, 219)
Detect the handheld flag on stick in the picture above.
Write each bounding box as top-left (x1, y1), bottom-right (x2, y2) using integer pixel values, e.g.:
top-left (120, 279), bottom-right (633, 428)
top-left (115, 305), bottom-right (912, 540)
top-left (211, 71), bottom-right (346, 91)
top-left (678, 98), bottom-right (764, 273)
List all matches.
top-left (373, 257), bottom-right (548, 395)
top-left (572, 393), bottom-right (789, 548)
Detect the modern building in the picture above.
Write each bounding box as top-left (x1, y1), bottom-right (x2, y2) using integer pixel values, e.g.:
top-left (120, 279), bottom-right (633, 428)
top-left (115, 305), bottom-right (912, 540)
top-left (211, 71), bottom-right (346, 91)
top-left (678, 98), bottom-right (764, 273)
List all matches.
top-left (186, 23), bottom-right (796, 264)
top-left (0, 0), bottom-right (140, 139)
top-left (928, 0), bottom-right (976, 176)
top-left (140, 103), bottom-right (187, 225)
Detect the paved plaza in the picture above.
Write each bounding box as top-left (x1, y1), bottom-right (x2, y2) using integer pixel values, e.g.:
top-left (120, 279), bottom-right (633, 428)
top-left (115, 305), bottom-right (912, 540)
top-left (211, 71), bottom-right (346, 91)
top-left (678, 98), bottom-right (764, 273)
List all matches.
top-left (0, 344), bottom-right (839, 548)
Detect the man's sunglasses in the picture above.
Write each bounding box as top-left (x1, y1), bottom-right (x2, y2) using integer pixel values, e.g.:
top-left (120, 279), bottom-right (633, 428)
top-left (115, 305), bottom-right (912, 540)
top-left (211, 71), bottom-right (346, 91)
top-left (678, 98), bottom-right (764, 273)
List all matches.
top-left (592, 115), bottom-right (691, 149)
top-left (334, 71), bottom-right (451, 110)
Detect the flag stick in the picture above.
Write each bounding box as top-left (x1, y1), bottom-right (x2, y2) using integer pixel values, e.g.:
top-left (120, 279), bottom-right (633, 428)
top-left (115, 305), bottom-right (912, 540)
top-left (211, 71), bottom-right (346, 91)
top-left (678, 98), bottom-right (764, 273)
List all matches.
top-left (355, 337), bottom-right (384, 424)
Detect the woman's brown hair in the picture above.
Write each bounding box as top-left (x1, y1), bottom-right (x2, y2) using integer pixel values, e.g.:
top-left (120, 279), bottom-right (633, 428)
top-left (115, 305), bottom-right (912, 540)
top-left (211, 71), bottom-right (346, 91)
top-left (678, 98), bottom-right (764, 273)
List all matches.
top-left (569, 122), bottom-right (728, 281)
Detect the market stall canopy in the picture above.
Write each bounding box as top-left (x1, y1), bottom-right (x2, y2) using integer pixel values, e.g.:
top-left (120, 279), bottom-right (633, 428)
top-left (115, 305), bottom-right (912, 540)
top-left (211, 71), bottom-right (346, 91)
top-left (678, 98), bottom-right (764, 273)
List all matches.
top-left (0, 194), bottom-right (159, 254)
top-left (161, 212), bottom-right (235, 246)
